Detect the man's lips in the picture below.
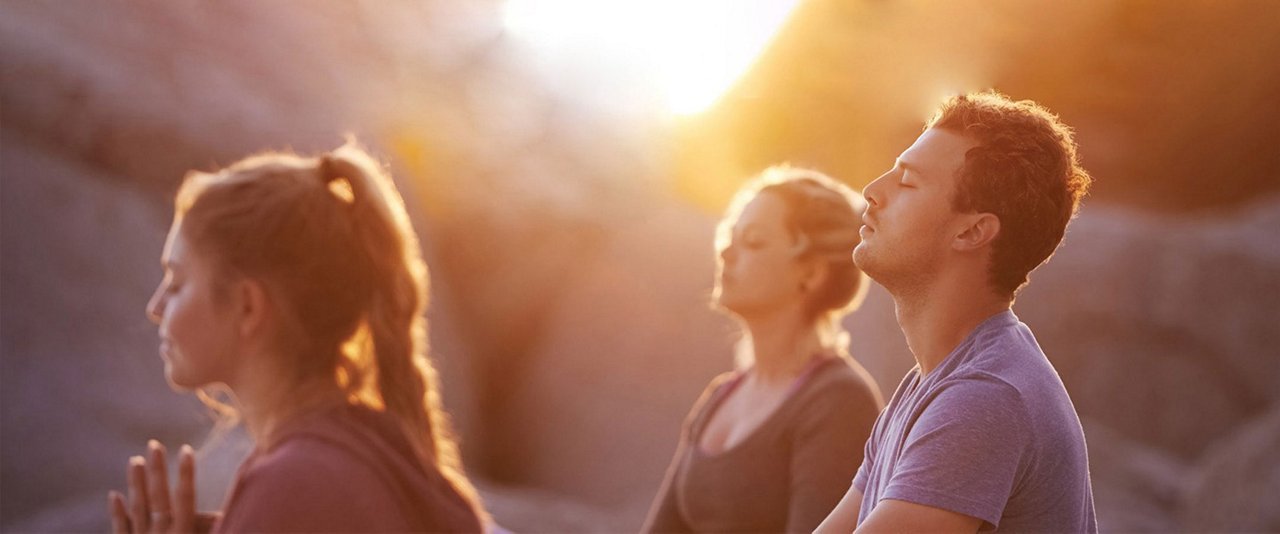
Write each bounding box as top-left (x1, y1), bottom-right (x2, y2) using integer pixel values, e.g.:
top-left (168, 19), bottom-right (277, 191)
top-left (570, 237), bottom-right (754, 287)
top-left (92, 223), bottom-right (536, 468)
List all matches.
top-left (861, 212), bottom-right (879, 233)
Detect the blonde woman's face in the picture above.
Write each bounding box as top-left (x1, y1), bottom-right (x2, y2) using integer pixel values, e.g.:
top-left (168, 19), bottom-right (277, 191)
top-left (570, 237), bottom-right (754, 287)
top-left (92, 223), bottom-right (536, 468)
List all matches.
top-left (714, 192), bottom-right (809, 320)
top-left (146, 223), bottom-right (240, 390)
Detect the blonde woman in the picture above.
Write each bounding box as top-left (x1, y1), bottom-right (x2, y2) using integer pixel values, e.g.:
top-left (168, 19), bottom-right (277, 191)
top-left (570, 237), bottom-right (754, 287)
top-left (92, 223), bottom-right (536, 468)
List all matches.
top-left (644, 167), bottom-right (884, 533)
top-left (109, 141), bottom-right (486, 532)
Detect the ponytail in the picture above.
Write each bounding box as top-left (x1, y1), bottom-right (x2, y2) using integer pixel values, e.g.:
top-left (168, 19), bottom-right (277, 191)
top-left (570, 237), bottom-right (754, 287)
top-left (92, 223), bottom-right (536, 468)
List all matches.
top-left (320, 143), bottom-right (489, 524)
top-left (176, 140), bottom-right (488, 523)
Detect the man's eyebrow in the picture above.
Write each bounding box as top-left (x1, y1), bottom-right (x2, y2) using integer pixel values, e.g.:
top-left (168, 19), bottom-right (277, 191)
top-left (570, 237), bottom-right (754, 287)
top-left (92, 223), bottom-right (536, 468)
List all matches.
top-left (898, 158), bottom-right (926, 179)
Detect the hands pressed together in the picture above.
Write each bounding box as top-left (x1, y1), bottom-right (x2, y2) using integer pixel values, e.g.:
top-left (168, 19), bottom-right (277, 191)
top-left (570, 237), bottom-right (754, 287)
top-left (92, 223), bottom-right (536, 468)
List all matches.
top-left (108, 440), bottom-right (200, 533)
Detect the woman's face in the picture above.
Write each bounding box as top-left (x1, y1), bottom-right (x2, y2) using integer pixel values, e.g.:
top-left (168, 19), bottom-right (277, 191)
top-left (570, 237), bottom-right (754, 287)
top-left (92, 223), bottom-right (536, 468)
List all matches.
top-left (714, 192), bottom-right (810, 320)
top-left (146, 222), bottom-right (241, 390)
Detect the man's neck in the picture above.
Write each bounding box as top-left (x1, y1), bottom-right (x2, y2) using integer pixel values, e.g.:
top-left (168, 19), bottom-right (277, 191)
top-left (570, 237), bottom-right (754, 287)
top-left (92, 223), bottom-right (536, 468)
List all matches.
top-left (893, 274), bottom-right (1010, 376)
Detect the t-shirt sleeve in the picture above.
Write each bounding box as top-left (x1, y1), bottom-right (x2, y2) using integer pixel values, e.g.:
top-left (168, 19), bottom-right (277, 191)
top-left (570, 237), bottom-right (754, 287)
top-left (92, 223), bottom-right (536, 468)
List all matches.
top-left (851, 411), bottom-right (881, 494)
top-left (880, 376), bottom-right (1031, 529)
top-left (785, 381), bottom-right (881, 533)
top-left (216, 438), bottom-right (409, 532)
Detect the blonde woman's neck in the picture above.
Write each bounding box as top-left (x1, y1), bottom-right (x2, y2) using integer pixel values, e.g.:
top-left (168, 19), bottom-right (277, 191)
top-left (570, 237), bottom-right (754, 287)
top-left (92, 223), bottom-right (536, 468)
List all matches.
top-left (743, 312), bottom-right (827, 385)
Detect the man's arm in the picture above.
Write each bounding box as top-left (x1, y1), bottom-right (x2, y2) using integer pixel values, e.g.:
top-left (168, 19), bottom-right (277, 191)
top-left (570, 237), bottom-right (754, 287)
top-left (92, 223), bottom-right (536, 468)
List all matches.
top-left (813, 487), bottom-right (861, 534)
top-left (854, 499), bottom-right (981, 534)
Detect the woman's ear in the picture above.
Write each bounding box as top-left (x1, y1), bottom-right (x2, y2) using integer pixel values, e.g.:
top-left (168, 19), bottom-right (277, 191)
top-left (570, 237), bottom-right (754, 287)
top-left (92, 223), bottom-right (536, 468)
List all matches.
top-left (233, 277), bottom-right (272, 339)
top-left (953, 212), bottom-right (1000, 252)
top-left (801, 257), bottom-right (831, 293)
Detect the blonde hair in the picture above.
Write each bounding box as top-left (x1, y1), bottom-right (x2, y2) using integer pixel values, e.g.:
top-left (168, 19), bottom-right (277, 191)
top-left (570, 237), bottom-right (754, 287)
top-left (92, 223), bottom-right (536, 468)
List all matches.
top-left (715, 166), bottom-right (869, 365)
top-left (173, 139), bottom-right (487, 523)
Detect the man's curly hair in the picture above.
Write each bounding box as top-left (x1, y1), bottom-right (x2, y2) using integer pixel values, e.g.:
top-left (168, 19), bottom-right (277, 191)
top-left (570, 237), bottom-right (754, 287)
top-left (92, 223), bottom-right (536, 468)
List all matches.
top-left (928, 91), bottom-right (1093, 297)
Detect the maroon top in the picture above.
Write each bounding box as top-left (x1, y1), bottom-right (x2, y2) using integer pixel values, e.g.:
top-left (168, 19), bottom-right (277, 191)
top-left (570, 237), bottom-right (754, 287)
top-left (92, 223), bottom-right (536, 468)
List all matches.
top-left (212, 403), bottom-right (482, 533)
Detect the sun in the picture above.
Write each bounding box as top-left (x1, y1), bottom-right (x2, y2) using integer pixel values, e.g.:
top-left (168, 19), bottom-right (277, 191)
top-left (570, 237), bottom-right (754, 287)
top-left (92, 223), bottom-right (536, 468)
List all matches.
top-left (502, 0), bottom-right (799, 116)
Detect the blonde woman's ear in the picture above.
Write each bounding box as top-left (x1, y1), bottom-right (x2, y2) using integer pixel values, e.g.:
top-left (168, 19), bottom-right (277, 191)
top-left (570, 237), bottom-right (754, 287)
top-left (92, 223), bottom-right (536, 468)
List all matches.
top-left (802, 259), bottom-right (831, 294)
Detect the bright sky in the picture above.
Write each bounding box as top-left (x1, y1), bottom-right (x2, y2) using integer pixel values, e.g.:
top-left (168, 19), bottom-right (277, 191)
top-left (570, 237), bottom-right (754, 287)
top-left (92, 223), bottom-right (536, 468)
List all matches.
top-left (502, 0), bottom-right (800, 116)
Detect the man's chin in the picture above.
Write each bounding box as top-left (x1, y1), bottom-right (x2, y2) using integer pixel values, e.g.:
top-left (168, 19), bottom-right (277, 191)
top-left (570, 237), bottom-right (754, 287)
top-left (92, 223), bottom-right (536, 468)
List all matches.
top-left (852, 245), bottom-right (874, 272)
top-left (853, 248), bottom-right (891, 285)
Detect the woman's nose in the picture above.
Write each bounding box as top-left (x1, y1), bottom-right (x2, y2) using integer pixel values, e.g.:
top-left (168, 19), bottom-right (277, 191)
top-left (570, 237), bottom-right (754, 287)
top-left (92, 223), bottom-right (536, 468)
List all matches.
top-left (720, 243), bottom-right (737, 264)
top-left (146, 288), bottom-right (164, 325)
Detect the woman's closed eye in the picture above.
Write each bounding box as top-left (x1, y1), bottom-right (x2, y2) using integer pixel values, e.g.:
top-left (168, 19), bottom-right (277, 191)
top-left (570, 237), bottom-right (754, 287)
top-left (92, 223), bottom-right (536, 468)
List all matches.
top-left (737, 235), bottom-right (766, 249)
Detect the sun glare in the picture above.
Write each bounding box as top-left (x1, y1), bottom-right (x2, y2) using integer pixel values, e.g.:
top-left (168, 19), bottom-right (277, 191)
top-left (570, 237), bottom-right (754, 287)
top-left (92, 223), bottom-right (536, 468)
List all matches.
top-left (502, 0), bottom-right (799, 115)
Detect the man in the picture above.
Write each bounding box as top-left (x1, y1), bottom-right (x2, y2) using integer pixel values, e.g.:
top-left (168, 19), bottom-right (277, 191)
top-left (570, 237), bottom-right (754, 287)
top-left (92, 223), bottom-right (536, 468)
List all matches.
top-left (816, 91), bottom-right (1097, 533)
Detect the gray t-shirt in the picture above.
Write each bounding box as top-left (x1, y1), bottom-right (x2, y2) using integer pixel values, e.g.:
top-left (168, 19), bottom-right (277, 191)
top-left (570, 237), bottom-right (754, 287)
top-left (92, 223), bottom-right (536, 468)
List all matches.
top-left (852, 310), bottom-right (1097, 532)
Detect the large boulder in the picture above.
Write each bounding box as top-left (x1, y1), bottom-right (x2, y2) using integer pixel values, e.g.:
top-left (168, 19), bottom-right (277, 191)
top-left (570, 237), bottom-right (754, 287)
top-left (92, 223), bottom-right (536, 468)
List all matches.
top-left (0, 1), bottom-right (502, 197)
top-left (1182, 405), bottom-right (1280, 532)
top-left (0, 133), bottom-right (213, 529)
top-left (1017, 198), bottom-right (1280, 459)
top-left (492, 201), bottom-right (733, 531)
top-left (1082, 420), bottom-right (1186, 532)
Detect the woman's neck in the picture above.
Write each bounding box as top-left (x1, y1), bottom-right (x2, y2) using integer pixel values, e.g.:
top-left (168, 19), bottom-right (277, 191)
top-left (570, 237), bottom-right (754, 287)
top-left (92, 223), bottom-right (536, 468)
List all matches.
top-left (743, 310), bottom-right (825, 385)
top-left (229, 360), bottom-right (344, 449)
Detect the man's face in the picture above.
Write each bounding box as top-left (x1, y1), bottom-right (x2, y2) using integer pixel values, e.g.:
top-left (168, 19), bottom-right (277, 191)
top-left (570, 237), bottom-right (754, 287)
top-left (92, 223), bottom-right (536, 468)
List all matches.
top-left (853, 128), bottom-right (976, 292)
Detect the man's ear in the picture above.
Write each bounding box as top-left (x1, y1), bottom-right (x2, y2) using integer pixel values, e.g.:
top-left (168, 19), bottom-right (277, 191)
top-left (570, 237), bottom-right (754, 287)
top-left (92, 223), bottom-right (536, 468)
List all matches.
top-left (954, 212), bottom-right (1000, 252)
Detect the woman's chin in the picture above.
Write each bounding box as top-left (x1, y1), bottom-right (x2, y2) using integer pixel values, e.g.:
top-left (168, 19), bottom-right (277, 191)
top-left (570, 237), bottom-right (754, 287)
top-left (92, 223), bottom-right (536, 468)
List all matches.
top-left (163, 365), bottom-right (199, 391)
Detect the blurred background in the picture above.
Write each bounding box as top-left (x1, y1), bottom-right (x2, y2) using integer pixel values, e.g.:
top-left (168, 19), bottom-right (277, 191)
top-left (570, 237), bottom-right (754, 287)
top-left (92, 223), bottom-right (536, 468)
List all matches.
top-left (3, 0), bottom-right (1279, 531)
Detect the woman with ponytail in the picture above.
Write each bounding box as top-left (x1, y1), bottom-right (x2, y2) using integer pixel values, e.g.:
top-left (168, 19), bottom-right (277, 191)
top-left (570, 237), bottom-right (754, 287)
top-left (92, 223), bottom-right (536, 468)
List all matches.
top-left (643, 167), bottom-right (884, 533)
top-left (109, 140), bottom-right (487, 532)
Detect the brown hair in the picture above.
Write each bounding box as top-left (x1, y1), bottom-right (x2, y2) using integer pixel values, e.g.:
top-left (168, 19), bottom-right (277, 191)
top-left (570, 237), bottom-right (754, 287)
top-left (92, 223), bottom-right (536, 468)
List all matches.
top-left (927, 91), bottom-right (1093, 297)
top-left (173, 139), bottom-right (487, 522)
top-left (716, 166), bottom-right (869, 355)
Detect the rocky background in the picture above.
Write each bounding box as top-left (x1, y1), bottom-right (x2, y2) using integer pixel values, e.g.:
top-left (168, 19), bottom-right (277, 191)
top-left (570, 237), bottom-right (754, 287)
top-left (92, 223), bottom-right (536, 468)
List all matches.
top-left (3, 1), bottom-right (1278, 532)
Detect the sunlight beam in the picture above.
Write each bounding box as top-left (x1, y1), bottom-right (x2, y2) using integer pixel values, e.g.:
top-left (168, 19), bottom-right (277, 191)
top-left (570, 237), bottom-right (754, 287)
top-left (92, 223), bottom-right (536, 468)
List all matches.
top-left (503, 0), bottom-right (799, 115)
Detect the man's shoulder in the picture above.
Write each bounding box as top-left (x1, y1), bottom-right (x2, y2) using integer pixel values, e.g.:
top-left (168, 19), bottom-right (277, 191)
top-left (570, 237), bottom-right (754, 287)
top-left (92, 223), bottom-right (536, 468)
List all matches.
top-left (952, 319), bottom-right (1059, 387)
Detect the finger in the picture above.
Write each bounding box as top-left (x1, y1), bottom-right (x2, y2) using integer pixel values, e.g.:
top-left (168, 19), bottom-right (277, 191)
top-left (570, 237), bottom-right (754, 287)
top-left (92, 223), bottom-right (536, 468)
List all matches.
top-left (128, 456), bottom-right (150, 533)
top-left (109, 491), bottom-right (132, 534)
top-left (173, 445), bottom-right (197, 533)
top-left (147, 441), bottom-right (173, 531)
top-left (195, 512), bottom-right (220, 534)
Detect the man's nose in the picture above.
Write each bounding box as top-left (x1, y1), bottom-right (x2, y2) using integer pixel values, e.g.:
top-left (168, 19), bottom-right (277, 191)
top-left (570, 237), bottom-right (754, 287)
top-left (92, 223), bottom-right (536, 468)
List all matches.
top-left (863, 173), bottom-right (888, 207)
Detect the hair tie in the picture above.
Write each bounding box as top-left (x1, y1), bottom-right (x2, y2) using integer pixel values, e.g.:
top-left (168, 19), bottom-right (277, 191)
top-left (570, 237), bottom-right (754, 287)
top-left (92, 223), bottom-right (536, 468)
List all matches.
top-left (319, 155), bottom-right (355, 204)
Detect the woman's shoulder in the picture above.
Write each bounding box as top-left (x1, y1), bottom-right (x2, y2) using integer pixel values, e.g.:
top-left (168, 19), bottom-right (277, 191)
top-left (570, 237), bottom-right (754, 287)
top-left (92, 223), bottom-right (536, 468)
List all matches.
top-left (691, 370), bottom-right (744, 410)
top-left (218, 409), bottom-right (424, 532)
top-left (248, 405), bottom-right (409, 488)
top-left (797, 357), bottom-right (885, 410)
top-left (244, 424), bottom-right (384, 489)
top-left (676, 370), bottom-right (745, 430)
